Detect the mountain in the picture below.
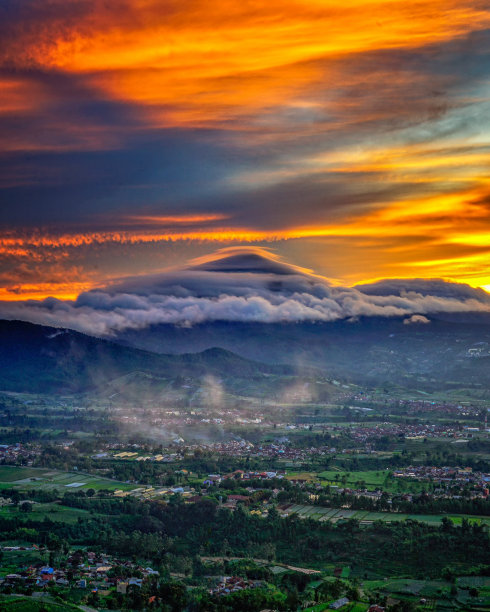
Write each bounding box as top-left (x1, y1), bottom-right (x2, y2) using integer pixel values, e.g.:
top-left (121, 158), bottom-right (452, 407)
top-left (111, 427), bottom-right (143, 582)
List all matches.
top-left (114, 315), bottom-right (490, 391)
top-left (0, 320), bottom-right (294, 394)
top-left (3, 248), bottom-right (490, 393)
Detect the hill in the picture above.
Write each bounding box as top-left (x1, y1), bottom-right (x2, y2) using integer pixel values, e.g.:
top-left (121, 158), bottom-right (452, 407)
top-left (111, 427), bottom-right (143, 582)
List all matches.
top-left (114, 315), bottom-right (490, 391)
top-left (0, 320), bottom-right (294, 394)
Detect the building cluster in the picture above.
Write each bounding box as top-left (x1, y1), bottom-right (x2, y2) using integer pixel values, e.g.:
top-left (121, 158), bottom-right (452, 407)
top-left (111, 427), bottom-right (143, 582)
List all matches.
top-left (113, 450), bottom-right (180, 463)
top-left (114, 484), bottom-right (194, 500)
top-left (209, 575), bottom-right (262, 596)
top-left (341, 422), bottom-right (462, 444)
top-left (0, 443), bottom-right (37, 465)
top-left (342, 394), bottom-right (484, 417)
top-left (107, 439), bottom-right (336, 463)
top-left (403, 401), bottom-right (483, 417)
top-left (185, 440), bottom-right (255, 455)
top-left (392, 466), bottom-right (490, 496)
top-left (203, 470), bottom-right (284, 487)
top-left (113, 407), bottom-right (268, 431)
top-left (0, 550), bottom-right (159, 594)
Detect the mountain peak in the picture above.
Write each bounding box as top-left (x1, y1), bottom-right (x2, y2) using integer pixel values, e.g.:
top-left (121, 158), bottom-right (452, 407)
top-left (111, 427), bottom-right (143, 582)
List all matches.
top-left (187, 247), bottom-right (311, 276)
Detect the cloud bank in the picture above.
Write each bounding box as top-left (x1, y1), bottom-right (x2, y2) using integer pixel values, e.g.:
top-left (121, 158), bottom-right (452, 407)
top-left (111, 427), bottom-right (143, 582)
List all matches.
top-left (1, 248), bottom-right (490, 336)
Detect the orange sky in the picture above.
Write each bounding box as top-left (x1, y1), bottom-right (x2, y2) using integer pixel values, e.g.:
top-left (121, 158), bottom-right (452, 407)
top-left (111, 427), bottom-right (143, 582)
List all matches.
top-left (1, 0), bottom-right (490, 299)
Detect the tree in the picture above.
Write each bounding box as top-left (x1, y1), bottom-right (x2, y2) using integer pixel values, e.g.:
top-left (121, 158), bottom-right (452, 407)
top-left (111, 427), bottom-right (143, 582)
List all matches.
top-left (87, 591), bottom-right (99, 607)
top-left (347, 585), bottom-right (360, 601)
top-left (158, 581), bottom-right (187, 611)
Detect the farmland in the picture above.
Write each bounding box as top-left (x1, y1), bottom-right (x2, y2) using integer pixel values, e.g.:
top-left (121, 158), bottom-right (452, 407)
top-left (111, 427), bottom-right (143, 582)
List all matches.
top-left (0, 370), bottom-right (488, 611)
top-left (0, 597), bottom-right (83, 612)
top-left (317, 469), bottom-right (428, 494)
top-left (279, 503), bottom-right (490, 527)
top-left (0, 465), bottom-right (136, 493)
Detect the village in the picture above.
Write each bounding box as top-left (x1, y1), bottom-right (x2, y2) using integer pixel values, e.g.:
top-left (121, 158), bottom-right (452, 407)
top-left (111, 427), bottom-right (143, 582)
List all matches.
top-left (0, 389), bottom-right (488, 611)
top-left (0, 549), bottom-right (160, 595)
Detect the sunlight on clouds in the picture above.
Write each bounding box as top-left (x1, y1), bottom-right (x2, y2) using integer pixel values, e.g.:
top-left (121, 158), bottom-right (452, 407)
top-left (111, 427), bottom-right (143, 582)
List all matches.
top-left (29, 1), bottom-right (490, 127)
top-left (1, 1), bottom-right (490, 296)
top-left (0, 283), bottom-right (92, 302)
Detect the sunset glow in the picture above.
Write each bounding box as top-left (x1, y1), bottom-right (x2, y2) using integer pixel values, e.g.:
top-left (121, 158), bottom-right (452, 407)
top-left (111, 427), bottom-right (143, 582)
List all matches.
top-left (1, 0), bottom-right (490, 299)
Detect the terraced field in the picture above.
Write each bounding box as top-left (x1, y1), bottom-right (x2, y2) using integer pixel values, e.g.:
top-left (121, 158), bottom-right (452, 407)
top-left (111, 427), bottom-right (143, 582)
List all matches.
top-left (279, 504), bottom-right (490, 527)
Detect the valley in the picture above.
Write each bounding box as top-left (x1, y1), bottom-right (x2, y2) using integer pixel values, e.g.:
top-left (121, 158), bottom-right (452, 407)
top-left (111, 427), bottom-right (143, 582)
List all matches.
top-left (0, 331), bottom-right (488, 611)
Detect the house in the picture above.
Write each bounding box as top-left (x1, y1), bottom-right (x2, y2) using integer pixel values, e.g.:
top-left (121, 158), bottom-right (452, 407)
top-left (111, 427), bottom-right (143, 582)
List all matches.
top-left (187, 495), bottom-right (205, 503)
top-left (368, 606), bottom-right (385, 612)
top-left (228, 495), bottom-right (249, 503)
top-left (330, 597), bottom-right (349, 609)
top-left (204, 474), bottom-right (222, 486)
top-left (289, 477), bottom-right (308, 485)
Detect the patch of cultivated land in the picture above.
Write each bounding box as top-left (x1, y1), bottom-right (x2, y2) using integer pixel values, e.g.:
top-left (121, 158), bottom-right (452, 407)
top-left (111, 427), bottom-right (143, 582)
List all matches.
top-left (0, 502), bottom-right (106, 523)
top-left (0, 465), bottom-right (136, 492)
top-left (317, 469), bottom-right (427, 493)
top-left (279, 504), bottom-right (490, 527)
top-left (0, 596), bottom-right (82, 611)
top-left (0, 466), bottom-right (52, 482)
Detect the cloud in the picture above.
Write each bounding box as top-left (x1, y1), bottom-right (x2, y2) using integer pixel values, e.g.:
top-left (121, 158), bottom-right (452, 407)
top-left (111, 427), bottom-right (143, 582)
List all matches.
top-left (355, 277), bottom-right (490, 301)
top-left (1, 1), bottom-right (490, 296)
top-left (403, 314), bottom-right (430, 324)
top-left (1, 247), bottom-right (490, 335)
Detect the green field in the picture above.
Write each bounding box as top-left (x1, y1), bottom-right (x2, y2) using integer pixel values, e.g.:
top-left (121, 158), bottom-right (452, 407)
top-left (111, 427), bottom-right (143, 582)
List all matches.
top-left (0, 465), bottom-right (136, 492)
top-left (0, 502), bottom-right (103, 523)
top-left (280, 504), bottom-right (490, 527)
top-left (361, 576), bottom-right (490, 610)
top-left (317, 469), bottom-right (427, 493)
top-left (0, 466), bottom-right (52, 482)
top-left (0, 596), bottom-right (82, 611)
top-left (317, 469), bottom-right (387, 486)
top-left (0, 549), bottom-right (46, 576)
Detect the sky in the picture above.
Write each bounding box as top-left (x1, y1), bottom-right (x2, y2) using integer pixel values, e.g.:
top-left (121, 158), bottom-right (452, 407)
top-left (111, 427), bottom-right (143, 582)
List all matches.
top-left (1, 0), bottom-right (490, 304)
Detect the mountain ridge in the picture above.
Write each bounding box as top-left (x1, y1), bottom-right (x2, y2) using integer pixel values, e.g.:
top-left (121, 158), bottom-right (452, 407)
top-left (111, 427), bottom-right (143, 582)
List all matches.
top-left (113, 315), bottom-right (490, 391)
top-left (0, 319), bottom-right (295, 394)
